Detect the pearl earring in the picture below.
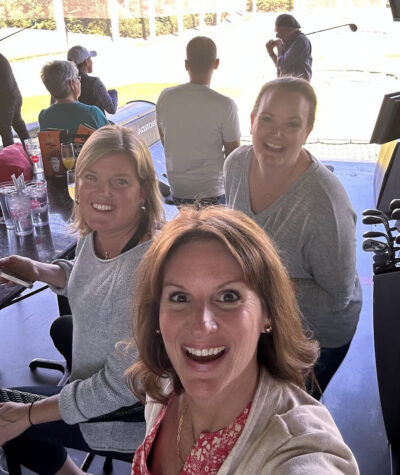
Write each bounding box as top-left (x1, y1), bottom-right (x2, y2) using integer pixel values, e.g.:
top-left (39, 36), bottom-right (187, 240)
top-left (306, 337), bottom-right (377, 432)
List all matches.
top-left (264, 325), bottom-right (272, 334)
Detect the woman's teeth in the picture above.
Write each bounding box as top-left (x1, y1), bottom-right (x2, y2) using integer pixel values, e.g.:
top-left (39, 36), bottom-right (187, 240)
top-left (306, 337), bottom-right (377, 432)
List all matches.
top-left (184, 346), bottom-right (225, 357)
top-left (92, 203), bottom-right (112, 211)
top-left (265, 142), bottom-right (283, 151)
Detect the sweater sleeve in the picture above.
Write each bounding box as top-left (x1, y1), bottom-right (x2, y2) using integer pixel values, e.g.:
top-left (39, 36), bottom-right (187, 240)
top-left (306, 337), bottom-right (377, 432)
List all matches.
top-left (58, 335), bottom-right (138, 424)
top-left (92, 77), bottom-right (118, 114)
top-left (277, 35), bottom-right (311, 73)
top-left (264, 406), bottom-right (359, 474)
top-left (299, 180), bottom-right (358, 312)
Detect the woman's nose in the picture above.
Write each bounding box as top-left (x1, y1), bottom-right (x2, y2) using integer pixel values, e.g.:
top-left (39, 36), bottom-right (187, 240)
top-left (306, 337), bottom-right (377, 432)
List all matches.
top-left (190, 304), bottom-right (218, 337)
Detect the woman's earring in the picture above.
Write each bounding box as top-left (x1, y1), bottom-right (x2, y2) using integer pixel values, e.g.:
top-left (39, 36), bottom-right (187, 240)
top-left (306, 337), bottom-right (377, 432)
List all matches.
top-left (75, 196), bottom-right (80, 205)
top-left (155, 329), bottom-right (160, 335)
top-left (264, 324), bottom-right (272, 334)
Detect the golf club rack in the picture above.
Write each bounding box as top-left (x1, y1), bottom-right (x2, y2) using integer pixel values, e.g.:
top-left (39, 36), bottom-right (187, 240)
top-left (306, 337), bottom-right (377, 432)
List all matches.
top-left (363, 139), bottom-right (400, 474)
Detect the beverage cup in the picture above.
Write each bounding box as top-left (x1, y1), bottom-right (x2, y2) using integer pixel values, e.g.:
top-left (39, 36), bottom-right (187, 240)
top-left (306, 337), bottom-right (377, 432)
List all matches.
top-left (25, 137), bottom-right (44, 174)
top-left (26, 181), bottom-right (49, 227)
top-left (5, 191), bottom-right (34, 236)
top-left (0, 183), bottom-right (17, 229)
top-left (67, 170), bottom-right (76, 201)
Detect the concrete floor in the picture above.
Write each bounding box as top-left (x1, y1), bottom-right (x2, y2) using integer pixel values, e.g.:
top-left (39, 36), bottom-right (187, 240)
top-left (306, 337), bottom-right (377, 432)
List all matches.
top-left (0, 160), bottom-right (390, 474)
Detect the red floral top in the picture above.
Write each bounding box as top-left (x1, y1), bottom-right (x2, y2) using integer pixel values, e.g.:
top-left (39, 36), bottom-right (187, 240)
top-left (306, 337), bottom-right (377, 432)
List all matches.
top-left (132, 399), bottom-right (252, 474)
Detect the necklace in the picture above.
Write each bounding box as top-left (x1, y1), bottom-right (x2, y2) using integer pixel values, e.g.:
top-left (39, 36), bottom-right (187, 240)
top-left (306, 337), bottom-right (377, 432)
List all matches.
top-left (104, 250), bottom-right (109, 259)
top-left (176, 403), bottom-right (195, 466)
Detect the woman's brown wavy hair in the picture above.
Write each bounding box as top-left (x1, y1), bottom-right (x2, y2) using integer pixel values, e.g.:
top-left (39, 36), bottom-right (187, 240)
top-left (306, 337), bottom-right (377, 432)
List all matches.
top-left (126, 206), bottom-right (319, 404)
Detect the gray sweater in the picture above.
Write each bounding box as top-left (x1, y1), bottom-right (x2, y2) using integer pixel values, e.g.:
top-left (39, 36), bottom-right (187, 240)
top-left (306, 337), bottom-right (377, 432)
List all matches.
top-left (50, 233), bottom-right (149, 452)
top-left (224, 145), bottom-right (362, 348)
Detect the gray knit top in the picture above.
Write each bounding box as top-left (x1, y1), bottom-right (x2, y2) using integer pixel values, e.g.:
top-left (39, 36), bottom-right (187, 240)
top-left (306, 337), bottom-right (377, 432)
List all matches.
top-left (224, 145), bottom-right (362, 348)
top-left (50, 233), bottom-right (149, 452)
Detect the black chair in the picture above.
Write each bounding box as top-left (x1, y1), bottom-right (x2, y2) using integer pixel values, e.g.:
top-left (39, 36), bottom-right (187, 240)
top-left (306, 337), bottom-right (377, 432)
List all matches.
top-left (373, 269), bottom-right (400, 475)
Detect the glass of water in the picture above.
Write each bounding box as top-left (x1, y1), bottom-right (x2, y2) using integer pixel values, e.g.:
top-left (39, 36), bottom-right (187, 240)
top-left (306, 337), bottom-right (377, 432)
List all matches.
top-left (26, 181), bottom-right (49, 227)
top-left (0, 182), bottom-right (17, 229)
top-left (5, 190), bottom-right (34, 236)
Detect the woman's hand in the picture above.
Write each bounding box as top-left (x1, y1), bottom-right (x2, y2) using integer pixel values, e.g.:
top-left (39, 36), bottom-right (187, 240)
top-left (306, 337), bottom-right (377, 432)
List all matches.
top-left (0, 402), bottom-right (31, 444)
top-left (0, 256), bottom-right (67, 289)
top-left (0, 255), bottom-right (40, 285)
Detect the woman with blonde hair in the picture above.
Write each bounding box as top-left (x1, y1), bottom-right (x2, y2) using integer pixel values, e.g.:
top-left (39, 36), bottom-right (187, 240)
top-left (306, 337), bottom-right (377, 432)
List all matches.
top-left (0, 125), bottom-right (164, 473)
top-left (128, 206), bottom-right (359, 474)
top-left (224, 77), bottom-right (361, 400)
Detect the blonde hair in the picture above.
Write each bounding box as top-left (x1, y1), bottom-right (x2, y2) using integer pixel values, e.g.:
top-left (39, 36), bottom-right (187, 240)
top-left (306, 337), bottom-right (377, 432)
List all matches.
top-left (252, 77), bottom-right (317, 128)
top-left (126, 206), bottom-right (319, 404)
top-left (71, 125), bottom-right (164, 236)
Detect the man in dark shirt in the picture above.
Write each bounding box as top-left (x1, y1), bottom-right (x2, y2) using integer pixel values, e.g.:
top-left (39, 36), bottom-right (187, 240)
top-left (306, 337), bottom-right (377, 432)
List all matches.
top-left (0, 53), bottom-right (30, 148)
top-left (67, 45), bottom-right (118, 115)
top-left (266, 14), bottom-right (312, 82)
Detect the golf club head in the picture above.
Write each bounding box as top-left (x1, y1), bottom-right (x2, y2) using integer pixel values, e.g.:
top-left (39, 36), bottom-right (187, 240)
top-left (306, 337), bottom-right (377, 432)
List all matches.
top-left (349, 23), bottom-right (357, 32)
top-left (363, 230), bottom-right (389, 241)
top-left (362, 215), bottom-right (386, 226)
top-left (391, 208), bottom-right (400, 220)
top-left (362, 239), bottom-right (388, 252)
top-left (390, 199), bottom-right (400, 211)
top-left (362, 209), bottom-right (386, 217)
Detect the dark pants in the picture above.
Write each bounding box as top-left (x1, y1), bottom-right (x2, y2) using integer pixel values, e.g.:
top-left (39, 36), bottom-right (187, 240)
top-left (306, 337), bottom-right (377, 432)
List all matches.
top-left (3, 385), bottom-right (133, 474)
top-left (308, 340), bottom-right (352, 400)
top-left (172, 194), bottom-right (226, 207)
top-left (0, 98), bottom-right (29, 148)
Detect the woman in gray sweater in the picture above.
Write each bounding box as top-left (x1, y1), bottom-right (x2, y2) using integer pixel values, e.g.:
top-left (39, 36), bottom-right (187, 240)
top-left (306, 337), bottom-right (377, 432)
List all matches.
top-left (0, 125), bottom-right (164, 473)
top-left (224, 77), bottom-right (362, 400)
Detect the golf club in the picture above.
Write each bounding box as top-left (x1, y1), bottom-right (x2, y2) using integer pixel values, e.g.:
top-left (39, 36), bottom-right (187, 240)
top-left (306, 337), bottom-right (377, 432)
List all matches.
top-left (390, 199), bottom-right (400, 211)
top-left (0, 21), bottom-right (36, 42)
top-left (362, 215), bottom-right (396, 239)
top-left (362, 209), bottom-right (388, 218)
top-left (305, 23), bottom-right (357, 36)
top-left (362, 239), bottom-right (389, 253)
top-left (391, 208), bottom-right (400, 220)
top-left (363, 230), bottom-right (390, 241)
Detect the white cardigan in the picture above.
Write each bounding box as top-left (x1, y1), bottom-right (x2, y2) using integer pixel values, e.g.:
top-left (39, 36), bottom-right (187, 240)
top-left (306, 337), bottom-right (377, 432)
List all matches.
top-left (144, 369), bottom-right (359, 474)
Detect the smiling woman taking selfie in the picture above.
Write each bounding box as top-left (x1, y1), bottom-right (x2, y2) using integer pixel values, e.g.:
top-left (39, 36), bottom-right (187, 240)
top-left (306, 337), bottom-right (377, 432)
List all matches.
top-left (0, 125), bottom-right (164, 474)
top-left (224, 77), bottom-right (362, 400)
top-left (127, 206), bottom-right (359, 474)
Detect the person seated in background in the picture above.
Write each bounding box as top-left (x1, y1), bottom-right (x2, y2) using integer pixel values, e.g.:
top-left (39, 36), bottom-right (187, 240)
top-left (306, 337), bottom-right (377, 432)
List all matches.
top-left (0, 125), bottom-right (164, 473)
top-left (39, 60), bottom-right (109, 134)
top-left (67, 45), bottom-right (118, 115)
top-left (156, 36), bottom-right (241, 207)
top-left (224, 77), bottom-right (361, 400)
top-left (127, 206), bottom-right (360, 474)
top-left (0, 53), bottom-right (30, 148)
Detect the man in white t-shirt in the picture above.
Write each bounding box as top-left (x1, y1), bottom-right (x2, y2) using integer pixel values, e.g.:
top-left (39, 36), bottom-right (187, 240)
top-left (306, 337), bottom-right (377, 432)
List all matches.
top-left (156, 36), bottom-right (241, 206)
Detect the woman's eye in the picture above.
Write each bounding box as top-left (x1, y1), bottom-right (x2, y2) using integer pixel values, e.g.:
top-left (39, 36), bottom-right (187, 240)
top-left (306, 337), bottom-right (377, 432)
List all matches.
top-left (287, 121), bottom-right (301, 128)
top-left (170, 293), bottom-right (189, 303)
top-left (261, 116), bottom-right (272, 123)
top-left (217, 291), bottom-right (240, 303)
top-left (83, 173), bottom-right (96, 182)
top-left (113, 178), bottom-right (129, 187)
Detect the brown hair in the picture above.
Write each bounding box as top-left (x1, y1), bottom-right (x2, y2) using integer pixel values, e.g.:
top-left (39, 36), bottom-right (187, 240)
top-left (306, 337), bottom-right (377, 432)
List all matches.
top-left (186, 36), bottom-right (217, 74)
top-left (126, 206), bottom-right (318, 404)
top-left (252, 77), bottom-right (317, 127)
top-left (71, 125), bottom-right (164, 236)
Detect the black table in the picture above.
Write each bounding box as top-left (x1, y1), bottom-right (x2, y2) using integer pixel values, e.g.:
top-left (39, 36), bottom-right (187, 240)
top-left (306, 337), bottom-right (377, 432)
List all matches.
top-left (0, 175), bottom-right (77, 308)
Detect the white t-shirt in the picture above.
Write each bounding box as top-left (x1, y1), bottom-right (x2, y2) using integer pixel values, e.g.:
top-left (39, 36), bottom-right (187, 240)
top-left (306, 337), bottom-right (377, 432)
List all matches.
top-left (156, 82), bottom-right (241, 199)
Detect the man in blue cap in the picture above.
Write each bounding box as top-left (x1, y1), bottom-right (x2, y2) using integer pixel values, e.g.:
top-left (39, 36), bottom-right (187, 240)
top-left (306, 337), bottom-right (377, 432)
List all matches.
top-left (266, 14), bottom-right (312, 81)
top-left (67, 45), bottom-right (118, 115)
